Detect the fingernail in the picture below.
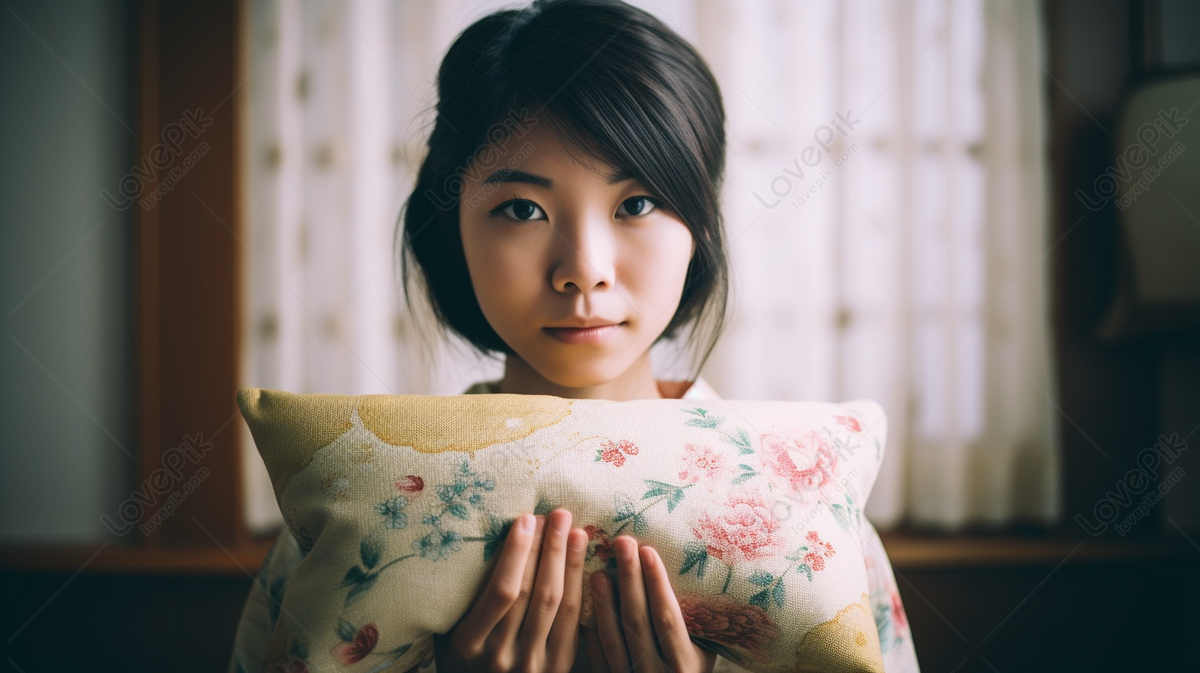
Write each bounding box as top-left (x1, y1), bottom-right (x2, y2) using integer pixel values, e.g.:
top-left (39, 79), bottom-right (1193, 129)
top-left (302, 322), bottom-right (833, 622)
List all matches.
top-left (520, 513), bottom-right (534, 532)
top-left (617, 536), bottom-right (637, 558)
top-left (552, 512), bottom-right (570, 535)
top-left (568, 529), bottom-right (586, 553)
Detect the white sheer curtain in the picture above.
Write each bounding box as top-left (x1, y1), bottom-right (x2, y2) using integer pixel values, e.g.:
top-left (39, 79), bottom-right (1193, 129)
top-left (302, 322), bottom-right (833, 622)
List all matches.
top-left (239, 0), bottom-right (1058, 533)
top-left (691, 0), bottom-right (1058, 530)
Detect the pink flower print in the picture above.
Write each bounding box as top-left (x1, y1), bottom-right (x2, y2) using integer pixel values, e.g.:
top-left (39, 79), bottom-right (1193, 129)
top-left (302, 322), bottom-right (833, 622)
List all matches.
top-left (800, 530), bottom-right (835, 574)
top-left (805, 530), bottom-right (836, 558)
top-left (596, 439), bottom-right (638, 467)
top-left (332, 623), bottom-right (379, 664)
top-left (394, 475), bottom-right (424, 494)
top-left (584, 525), bottom-right (614, 562)
top-left (599, 445), bottom-right (625, 467)
top-left (891, 590), bottom-right (908, 632)
top-left (759, 429), bottom-right (839, 502)
top-left (678, 442), bottom-right (726, 485)
top-left (834, 415), bottom-right (863, 433)
top-left (677, 592), bottom-right (781, 664)
top-left (693, 489), bottom-right (783, 563)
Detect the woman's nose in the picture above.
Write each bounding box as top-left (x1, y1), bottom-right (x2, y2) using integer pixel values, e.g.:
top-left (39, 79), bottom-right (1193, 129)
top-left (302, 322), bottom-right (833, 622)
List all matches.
top-left (549, 213), bottom-right (616, 294)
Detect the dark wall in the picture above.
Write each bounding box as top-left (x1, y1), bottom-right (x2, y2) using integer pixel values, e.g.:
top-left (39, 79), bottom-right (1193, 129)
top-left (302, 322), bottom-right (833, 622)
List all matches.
top-left (2, 572), bottom-right (252, 673)
top-left (1050, 0), bottom-right (1158, 537)
top-left (900, 560), bottom-right (1200, 672)
top-left (0, 0), bottom-right (137, 543)
top-left (3, 557), bottom-right (1198, 673)
top-left (1050, 0), bottom-right (1200, 538)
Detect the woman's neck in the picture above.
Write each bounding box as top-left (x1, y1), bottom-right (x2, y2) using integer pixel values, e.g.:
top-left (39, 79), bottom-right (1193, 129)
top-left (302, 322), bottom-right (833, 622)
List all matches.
top-left (498, 351), bottom-right (664, 401)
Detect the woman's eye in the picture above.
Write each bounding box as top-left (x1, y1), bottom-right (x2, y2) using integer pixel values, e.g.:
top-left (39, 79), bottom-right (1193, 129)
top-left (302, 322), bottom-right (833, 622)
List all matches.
top-left (496, 199), bottom-right (545, 221)
top-left (617, 196), bottom-right (658, 217)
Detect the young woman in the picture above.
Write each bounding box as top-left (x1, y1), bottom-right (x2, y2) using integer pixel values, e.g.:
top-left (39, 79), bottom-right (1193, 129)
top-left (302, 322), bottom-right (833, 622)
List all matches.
top-left (229, 1), bottom-right (919, 671)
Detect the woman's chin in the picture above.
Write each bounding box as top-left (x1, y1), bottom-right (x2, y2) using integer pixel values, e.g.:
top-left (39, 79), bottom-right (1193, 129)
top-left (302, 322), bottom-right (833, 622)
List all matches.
top-left (533, 357), bottom-right (623, 391)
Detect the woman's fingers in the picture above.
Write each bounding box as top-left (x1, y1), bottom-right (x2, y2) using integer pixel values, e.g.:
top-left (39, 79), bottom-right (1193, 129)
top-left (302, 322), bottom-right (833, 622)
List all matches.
top-left (614, 536), bottom-right (662, 673)
top-left (545, 526), bottom-right (588, 669)
top-left (591, 570), bottom-right (632, 673)
top-left (518, 509), bottom-right (572, 656)
top-left (454, 518), bottom-right (704, 673)
top-left (639, 545), bottom-right (699, 670)
top-left (492, 514), bottom-right (547, 647)
top-left (582, 624), bottom-right (613, 673)
top-left (452, 513), bottom-right (538, 656)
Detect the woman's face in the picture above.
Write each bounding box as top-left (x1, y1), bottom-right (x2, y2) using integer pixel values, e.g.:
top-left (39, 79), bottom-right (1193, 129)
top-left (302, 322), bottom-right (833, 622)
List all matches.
top-left (458, 123), bottom-right (695, 391)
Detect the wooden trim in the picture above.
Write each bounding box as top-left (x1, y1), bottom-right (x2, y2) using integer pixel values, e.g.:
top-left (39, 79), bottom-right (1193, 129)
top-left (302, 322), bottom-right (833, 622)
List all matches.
top-left (879, 532), bottom-right (1198, 569)
top-left (15, 0), bottom-right (249, 573)
top-left (135, 0), bottom-right (163, 548)
top-left (133, 0), bottom-right (246, 548)
top-left (0, 540), bottom-right (274, 576)
top-left (5, 533), bottom-right (1193, 576)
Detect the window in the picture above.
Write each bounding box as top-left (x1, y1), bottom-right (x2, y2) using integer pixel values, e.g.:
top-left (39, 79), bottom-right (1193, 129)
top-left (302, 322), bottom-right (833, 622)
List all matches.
top-left (240, 0), bottom-right (1057, 534)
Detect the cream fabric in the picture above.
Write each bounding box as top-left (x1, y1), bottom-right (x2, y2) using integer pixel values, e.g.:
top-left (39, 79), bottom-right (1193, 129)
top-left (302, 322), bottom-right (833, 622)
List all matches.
top-left (228, 379), bottom-right (919, 673)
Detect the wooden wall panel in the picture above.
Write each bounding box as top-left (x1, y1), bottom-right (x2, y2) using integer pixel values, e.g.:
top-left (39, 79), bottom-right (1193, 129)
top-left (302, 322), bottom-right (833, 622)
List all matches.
top-left (135, 0), bottom-right (245, 547)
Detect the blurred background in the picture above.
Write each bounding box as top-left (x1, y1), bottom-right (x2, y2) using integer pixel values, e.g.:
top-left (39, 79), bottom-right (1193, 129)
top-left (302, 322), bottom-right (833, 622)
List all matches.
top-left (2, 0), bottom-right (1199, 671)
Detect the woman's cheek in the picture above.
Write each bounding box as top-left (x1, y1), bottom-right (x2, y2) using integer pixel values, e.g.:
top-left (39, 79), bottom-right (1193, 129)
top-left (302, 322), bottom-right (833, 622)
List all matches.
top-left (476, 244), bottom-right (542, 326)
top-left (633, 227), bottom-right (693, 315)
top-left (494, 244), bottom-right (543, 296)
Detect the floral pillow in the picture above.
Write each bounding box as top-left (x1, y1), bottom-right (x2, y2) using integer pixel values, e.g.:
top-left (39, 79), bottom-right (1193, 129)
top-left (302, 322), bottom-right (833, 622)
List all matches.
top-left (238, 388), bottom-right (889, 673)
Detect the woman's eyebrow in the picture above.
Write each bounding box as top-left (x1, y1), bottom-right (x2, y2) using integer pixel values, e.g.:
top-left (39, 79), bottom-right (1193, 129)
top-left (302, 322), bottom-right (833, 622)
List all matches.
top-left (482, 169), bottom-right (552, 187)
top-left (607, 168), bottom-right (636, 184)
top-left (481, 168), bottom-right (636, 187)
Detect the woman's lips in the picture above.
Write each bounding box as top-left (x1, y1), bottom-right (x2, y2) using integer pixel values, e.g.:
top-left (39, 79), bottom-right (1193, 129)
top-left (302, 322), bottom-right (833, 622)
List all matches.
top-left (543, 322), bottom-right (625, 344)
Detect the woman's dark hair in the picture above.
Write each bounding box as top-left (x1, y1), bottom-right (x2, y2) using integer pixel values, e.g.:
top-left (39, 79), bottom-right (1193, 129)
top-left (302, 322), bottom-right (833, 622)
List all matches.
top-left (398, 0), bottom-right (729, 379)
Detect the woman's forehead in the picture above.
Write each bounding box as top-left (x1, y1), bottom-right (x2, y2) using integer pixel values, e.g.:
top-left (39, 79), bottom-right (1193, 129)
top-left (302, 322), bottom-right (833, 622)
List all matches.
top-left (472, 122), bottom-right (636, 186)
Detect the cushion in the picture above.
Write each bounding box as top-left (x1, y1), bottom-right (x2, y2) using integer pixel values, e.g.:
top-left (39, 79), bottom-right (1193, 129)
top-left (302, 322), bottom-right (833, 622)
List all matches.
top-left (238, 388), bottom-right (889, 673)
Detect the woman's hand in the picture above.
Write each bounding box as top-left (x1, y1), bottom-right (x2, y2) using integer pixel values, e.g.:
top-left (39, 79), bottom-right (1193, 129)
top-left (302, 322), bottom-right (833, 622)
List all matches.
top-left (583, 536), bottom-right (716, 673)
top-left (436, 509), bottom-right (588, 673)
